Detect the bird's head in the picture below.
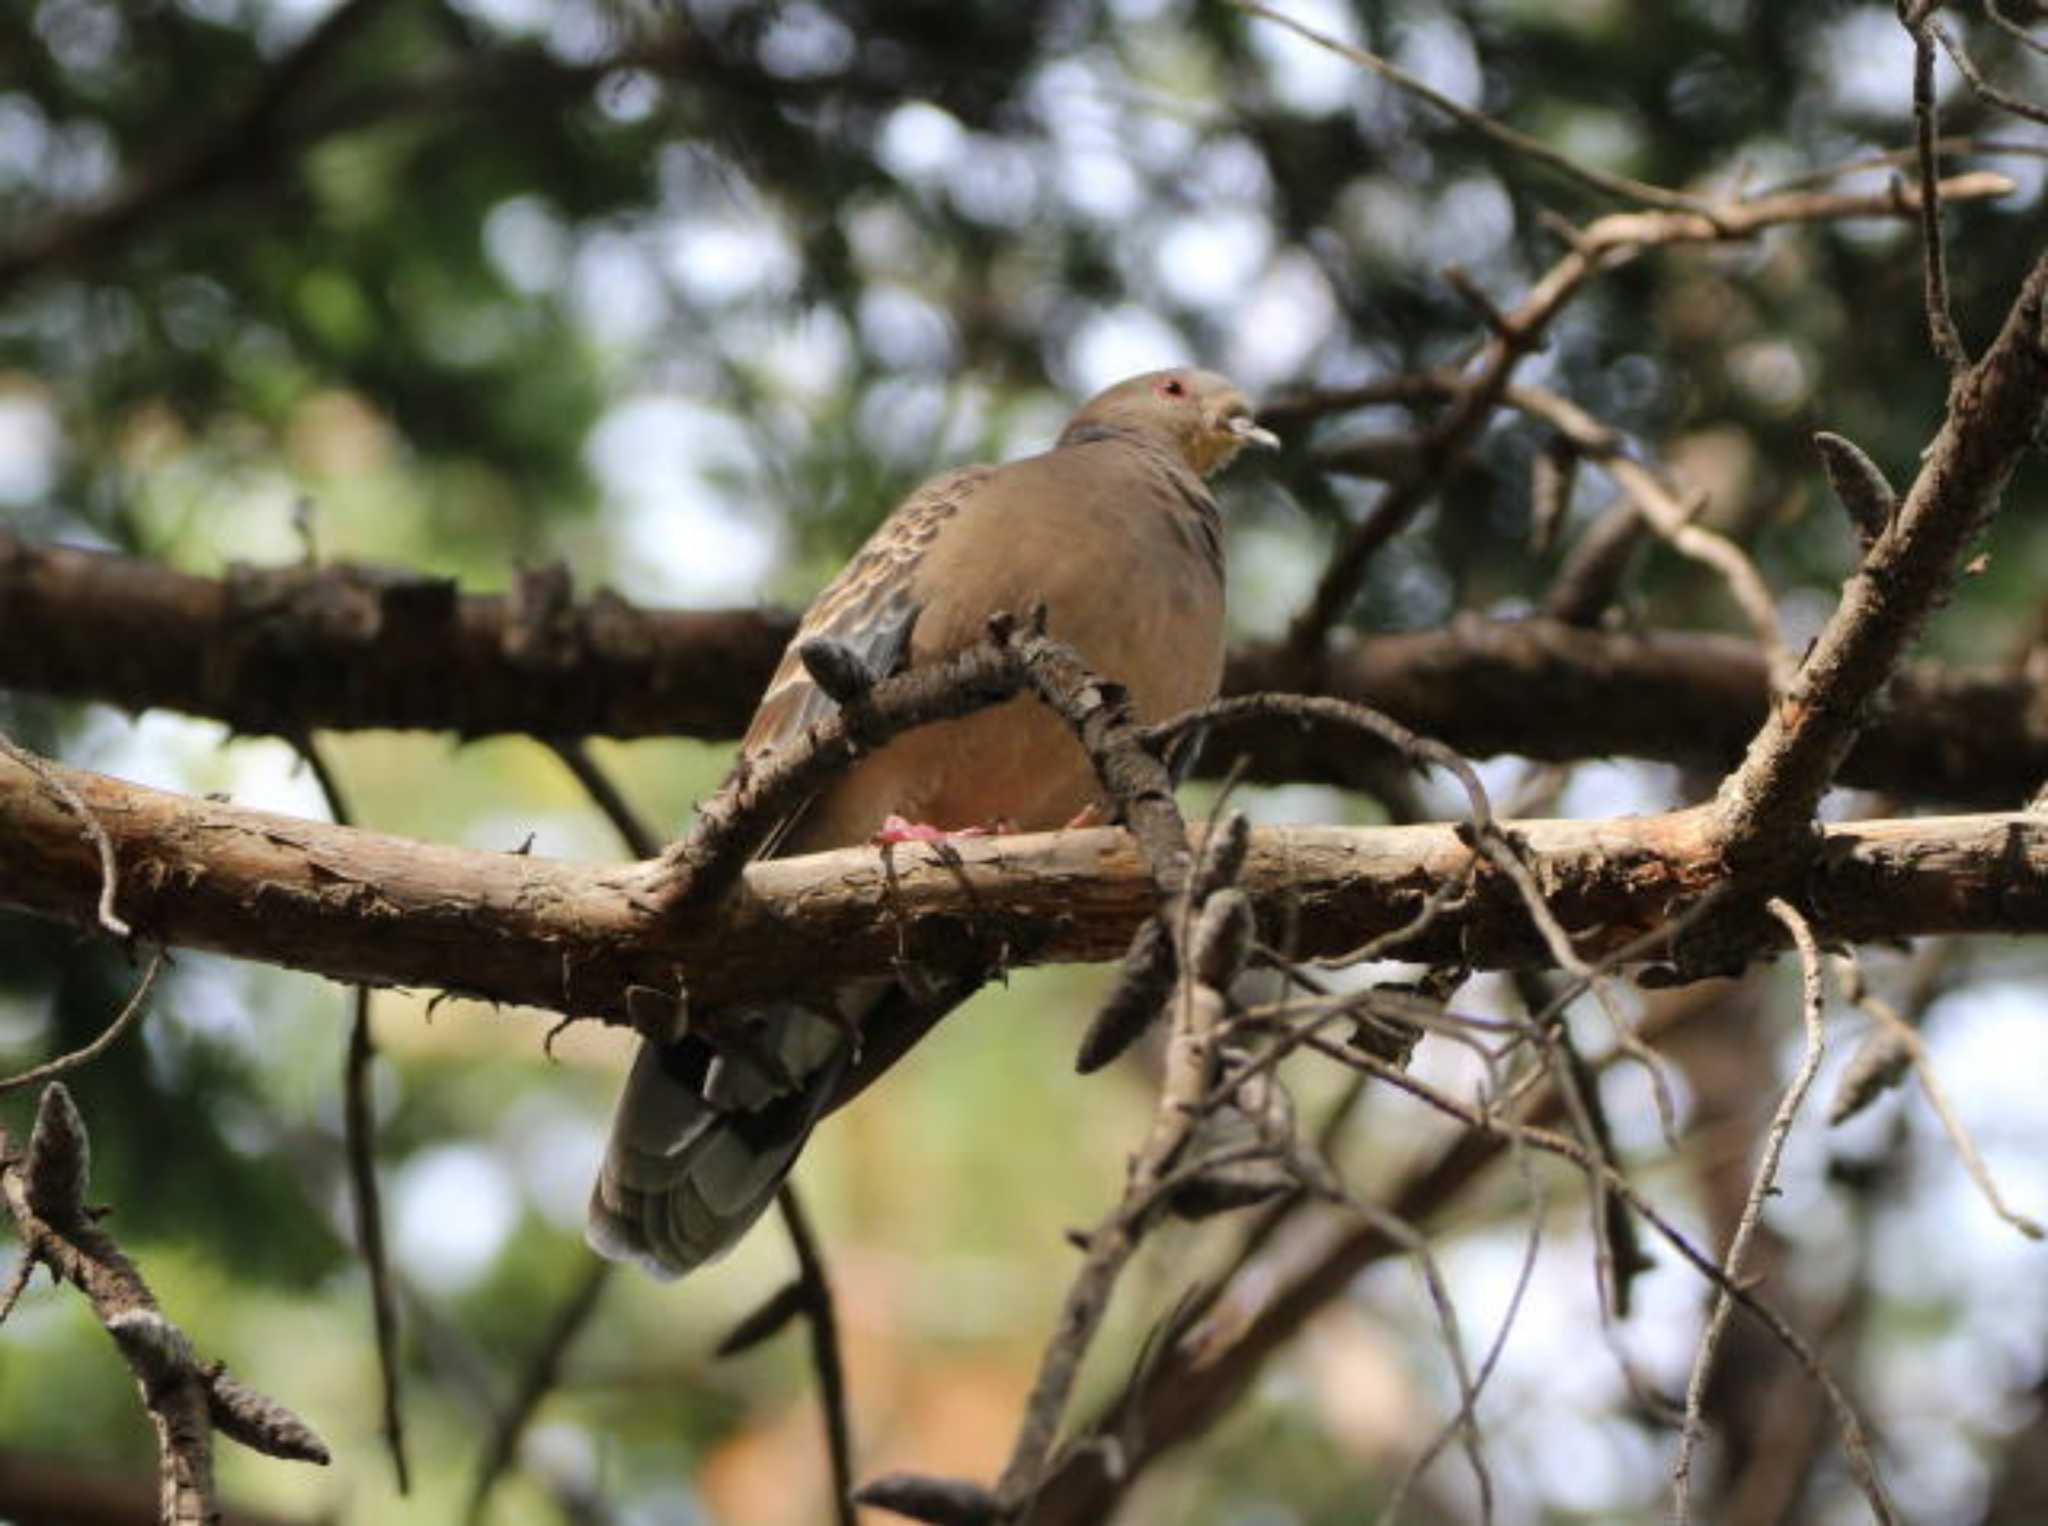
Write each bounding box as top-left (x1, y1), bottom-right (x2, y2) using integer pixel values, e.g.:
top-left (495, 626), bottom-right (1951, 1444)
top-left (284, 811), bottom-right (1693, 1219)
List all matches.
top-left (1063, 367), bottom-right (1281, 476)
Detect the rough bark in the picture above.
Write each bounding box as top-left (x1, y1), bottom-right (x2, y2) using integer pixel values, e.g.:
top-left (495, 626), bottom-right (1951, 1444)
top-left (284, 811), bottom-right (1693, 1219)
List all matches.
top-left (4, 747), bottom-right (2047, 1043)
top-left (7, 532), bottom-right (2046, 805)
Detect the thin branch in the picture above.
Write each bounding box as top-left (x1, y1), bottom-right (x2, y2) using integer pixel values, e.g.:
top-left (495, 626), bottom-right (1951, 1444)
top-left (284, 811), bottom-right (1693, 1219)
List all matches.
top-left (1673, 899), bottom-right (1831, 1522)
top-left (987, 626), bottom-right (1228, 1511)
top-left (548, 739), bottom-right (663, 860)
top-left (0, 948), bottom-right (164, 1096)
top-left (1904, 8), bottom-right (1974, 372)
top-left (296, 736), bottom-right (410, 1497)
top-left (1233, 0), bottom-right (1713, 212)
top-left (1312, 1041), bottom-right (1896, 1524)
top-left (1, 1085), bottom-right (330, 1521)
top-left (342, 984), bottom-right (409, 1493)
top-left (1934, 17), bottom-right (2048, 126)
top-left (1376, 1151), bottom-right (1544, 1525)
top-left (1832, 952), bottom-right (2044, 1239)
top-left (661, 629), bottom-right (1034, 911)
top-left (464, 1258), bottom-right (613, 1525)
top-left (548, 733), bottom-right (859, 1520)
top-left (1340, 1195), bottom-right (1495, 1521)
top-left (1756, 133), bottom-right (2048, 193)
top-left (1485, 383), bottom-right (1797, 692)
top-left (776, 1185), bottom-right (857, 1526)
top-left (1027, 986), bottom-right (1776, 1522)
top-left (1988, 0), bottom-right (2048, 57)
top-left (1280, 159), bottom-right (2010, 659)
top-left (0, 732), bottom-right (130, 938)
top-left (1316, 374), bottom-right (1795, 690)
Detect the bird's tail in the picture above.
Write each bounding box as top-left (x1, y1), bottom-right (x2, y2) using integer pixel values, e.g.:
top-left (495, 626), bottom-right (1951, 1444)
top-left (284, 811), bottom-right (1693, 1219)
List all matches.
top-left (586, 1003), bottom-right (850, 1279)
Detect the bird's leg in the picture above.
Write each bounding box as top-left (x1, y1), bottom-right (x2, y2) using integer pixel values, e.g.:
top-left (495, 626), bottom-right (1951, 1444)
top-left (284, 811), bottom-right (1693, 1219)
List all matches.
top-left (1061, 801), bottom-right (1108, 831)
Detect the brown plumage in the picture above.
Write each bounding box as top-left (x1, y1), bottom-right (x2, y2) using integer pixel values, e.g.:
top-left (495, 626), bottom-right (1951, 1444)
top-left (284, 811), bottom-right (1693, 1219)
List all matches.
top-left (588, 367), bottom-right (1277, 1277)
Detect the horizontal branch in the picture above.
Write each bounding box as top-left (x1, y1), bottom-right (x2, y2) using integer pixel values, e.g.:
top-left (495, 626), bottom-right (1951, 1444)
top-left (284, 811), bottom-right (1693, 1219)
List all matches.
top-left (4, 534), bottom-right (2042, 805)
top-left (0, 536), bottom-right (791, 740)
top-left (3, 749), bottom-right (2045, 1045)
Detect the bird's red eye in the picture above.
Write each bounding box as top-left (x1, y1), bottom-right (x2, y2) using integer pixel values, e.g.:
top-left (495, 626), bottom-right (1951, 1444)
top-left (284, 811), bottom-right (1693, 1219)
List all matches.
top-left (1158, 377), bottom-right (1187, 399)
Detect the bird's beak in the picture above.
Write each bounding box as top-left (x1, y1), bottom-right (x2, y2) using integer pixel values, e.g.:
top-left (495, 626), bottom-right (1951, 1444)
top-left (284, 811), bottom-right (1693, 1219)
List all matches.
top-left (1228, 414), bottom-right (1281, 450)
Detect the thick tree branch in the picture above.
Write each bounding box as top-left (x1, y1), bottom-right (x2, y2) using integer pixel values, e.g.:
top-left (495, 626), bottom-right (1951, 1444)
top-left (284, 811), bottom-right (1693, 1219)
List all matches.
top-left (0, 537), bottom-right (792, 742)
top-left (2, 746), bottom-right (2046, 1048)
top-left (7, 534), bottom-right (2046, 806)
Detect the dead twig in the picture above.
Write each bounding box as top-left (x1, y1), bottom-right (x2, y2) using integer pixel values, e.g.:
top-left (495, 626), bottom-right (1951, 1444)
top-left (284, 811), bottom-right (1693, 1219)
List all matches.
top-left (0, 733), bottom-right (130, 938)
top-left (297, 735), bottom-right (410, 1496)
top-left (1313, 1040), bottom-right (1898, 1524)
top-left (1933, 16), bottom-right (2048, 127)
top-left (1233, 0), bottom-right (1712, 213)
top-left (1672, 899), bottom-right (1832, 1522)
top-left (1832, 950), bottom-right (2044, 1239)
top-left (1904, 7), bottom-right (1974, 373)
top-left (464, 1258), bottom-right (613, 1526)
top-left (1279, 169), bottom-right (2013, 659)
top-left (0, 947), bottom-right (164, 1097)
top-left (776, 1184), bottom-right (858, 1526)
top-left (662, 633), bottom-right (1032, 911)
top-left (0, 1085), bottom-right (330, 1521)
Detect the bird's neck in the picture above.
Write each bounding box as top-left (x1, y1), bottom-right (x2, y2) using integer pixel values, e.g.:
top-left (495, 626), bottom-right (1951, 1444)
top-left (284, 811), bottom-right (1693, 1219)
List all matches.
top-left (1055, 426), bottom-right (1224, 584)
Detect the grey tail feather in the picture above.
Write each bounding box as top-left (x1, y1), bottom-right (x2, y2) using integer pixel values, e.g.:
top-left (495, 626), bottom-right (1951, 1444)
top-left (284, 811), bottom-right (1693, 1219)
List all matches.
top-left (587, 1006), bottom-right (849, 1279)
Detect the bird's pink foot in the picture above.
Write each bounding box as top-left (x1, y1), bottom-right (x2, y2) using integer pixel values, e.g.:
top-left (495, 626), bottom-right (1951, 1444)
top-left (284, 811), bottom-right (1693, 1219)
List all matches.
top-left (1062, 802), bottom-right (1108, 831)
top-left (874, 814), bottom-right (997, 846)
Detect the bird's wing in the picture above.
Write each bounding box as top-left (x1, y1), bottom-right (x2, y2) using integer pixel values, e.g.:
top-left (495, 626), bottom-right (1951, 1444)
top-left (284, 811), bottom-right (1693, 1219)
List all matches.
top-left (741, 464), bottom-right (994, 856)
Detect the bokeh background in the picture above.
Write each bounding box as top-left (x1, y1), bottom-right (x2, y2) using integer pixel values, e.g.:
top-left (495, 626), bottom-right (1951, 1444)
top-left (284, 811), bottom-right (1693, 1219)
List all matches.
top-left (4, 1), bottom-right (2048, 1522)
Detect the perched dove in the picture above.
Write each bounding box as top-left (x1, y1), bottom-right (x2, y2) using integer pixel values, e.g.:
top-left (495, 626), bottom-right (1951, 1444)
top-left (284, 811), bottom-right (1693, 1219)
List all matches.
top-left (588, 368), bottom-right (1278, 1277)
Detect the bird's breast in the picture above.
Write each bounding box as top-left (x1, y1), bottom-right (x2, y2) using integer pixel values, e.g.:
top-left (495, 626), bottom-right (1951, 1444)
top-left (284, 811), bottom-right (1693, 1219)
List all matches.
top-left (791, 452), bottom-right (1226, 848)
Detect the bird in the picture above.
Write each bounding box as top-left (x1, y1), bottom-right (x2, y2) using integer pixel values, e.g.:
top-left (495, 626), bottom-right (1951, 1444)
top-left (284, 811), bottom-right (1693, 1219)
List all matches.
top-left (587, 367), bottom-right (1279, 1278)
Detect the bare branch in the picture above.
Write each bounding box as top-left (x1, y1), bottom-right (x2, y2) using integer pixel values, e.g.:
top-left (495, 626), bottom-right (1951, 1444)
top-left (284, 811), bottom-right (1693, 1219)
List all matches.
top-left (14, 530), bottom-right (2048, 805)
top-left (1, 1085), bottom-right (330, 1521)
top-left (1673, 899), bottom-right (1832, 1522)
top-left (557, 712), bottom-right (858, 1523)
top-left (0, 731), bottom-right (130, 938)
top-left (1832, 951), bottom-right (2044, 1239)
top-left (1233, 0), bottom-right (1713, 212)
top-left (1904, 8), bottom-right (1974, 372)
top-left (465, 1259), bottom-right (613, 1525)
top-left (6, 740), bottom-right (2048, 1029)
top-left (1482, 384), bottom-right (1797, 691)
top-left (1280, 163), bottom-right (2011, 659)
top-left (297, 737), bottom-right (410, 1497)
top-left (776, 1184), bottom-right (858, 1526)
top-left (0, 948), bottom-right (163, 1097)
top-left (1934, 16), bottom-right (2048, 126)
top-left (1712, 247), bottom-right (2048, 871)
